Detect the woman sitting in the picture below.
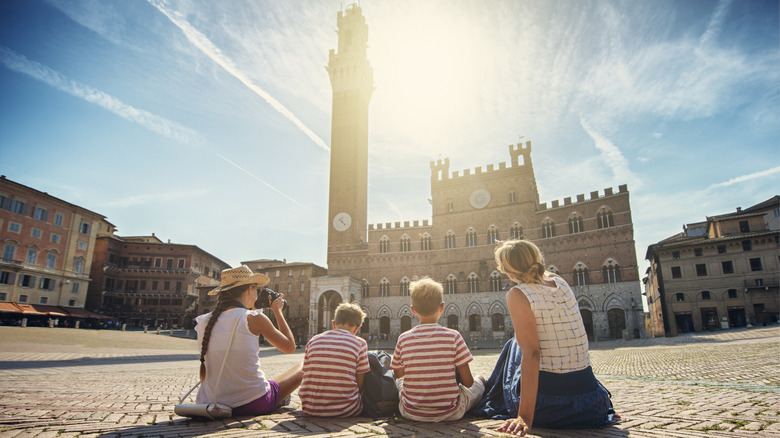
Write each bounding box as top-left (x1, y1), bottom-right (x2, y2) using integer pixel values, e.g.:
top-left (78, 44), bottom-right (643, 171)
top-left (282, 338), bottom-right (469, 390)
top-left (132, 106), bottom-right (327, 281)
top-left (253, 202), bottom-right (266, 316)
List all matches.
top-left (195, 265), bottom-right (302, 416)
top-left (471, 240), bottom-right (616, 436)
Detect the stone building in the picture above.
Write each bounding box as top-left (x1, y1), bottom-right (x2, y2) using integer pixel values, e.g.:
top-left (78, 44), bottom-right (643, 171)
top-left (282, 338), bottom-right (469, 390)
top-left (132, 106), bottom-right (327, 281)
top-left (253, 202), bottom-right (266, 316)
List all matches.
top-left (0, 175), bottom-right (110, 313)
top-left (309, 5), bottom-right (645, 345)
top-left (645, 196), bottom-right (779, 336)
top-left (87, 234), bottom-right (230, 328)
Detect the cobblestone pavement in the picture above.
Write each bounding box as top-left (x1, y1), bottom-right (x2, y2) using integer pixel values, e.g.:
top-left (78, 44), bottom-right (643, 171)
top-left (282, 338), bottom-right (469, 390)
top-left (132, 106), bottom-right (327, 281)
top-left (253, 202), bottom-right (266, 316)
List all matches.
top-left (0, 326), bottom-right (777, 437)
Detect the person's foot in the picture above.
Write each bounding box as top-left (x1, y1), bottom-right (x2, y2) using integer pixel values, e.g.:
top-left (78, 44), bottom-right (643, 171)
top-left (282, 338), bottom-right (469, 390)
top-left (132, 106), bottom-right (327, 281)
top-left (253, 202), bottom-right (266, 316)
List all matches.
top-left (277, 394), bottom-right (291, 408)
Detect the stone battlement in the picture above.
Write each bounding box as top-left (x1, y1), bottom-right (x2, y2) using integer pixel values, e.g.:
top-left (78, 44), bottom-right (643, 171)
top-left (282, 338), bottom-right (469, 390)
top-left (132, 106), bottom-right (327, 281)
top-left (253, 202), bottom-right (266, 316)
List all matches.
top-left (539, 184), bottom-right (629, 210)
top-left (368, 219), bottom-right (431, 231)
top-left (430, 141), bottom-right (532, 182)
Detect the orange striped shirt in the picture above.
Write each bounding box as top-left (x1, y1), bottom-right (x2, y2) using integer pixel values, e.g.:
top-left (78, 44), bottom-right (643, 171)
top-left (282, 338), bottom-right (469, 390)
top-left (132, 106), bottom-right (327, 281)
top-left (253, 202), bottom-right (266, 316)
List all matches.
top-left (391, 324), bottom-right (473, 419)
top-left (299, 329), bottom-right (370, 417)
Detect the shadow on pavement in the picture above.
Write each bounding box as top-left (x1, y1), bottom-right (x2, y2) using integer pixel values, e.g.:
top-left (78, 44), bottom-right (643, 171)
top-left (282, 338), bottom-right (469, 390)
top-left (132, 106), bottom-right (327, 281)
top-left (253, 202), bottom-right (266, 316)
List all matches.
top-left (0, 353), bottom-right (198, 369)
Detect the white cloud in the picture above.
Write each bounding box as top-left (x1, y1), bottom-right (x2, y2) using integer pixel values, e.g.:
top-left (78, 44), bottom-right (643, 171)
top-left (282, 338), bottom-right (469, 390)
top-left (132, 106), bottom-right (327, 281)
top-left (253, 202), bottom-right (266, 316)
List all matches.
top-left (580, 118), bottom-right (643, 190)
top-left (0, 46), bottom-right (200, 144)
top-left (147, 0), bottom-right (330, 152)
top-left (706, 165), bottom-right (780, 190)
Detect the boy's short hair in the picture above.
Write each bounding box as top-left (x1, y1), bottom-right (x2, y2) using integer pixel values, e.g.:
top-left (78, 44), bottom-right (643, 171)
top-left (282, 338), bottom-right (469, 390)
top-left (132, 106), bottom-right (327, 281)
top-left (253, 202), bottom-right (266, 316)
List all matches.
top-left (334, 302), bottom-right (366, 327)
top-left (410, 277), bottom-right (443, 316)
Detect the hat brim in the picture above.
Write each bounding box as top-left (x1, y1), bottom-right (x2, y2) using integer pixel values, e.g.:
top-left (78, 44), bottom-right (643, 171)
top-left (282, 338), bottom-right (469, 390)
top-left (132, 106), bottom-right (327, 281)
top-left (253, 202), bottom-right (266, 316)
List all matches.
top-left (208, 273), bottom-right (270, 295)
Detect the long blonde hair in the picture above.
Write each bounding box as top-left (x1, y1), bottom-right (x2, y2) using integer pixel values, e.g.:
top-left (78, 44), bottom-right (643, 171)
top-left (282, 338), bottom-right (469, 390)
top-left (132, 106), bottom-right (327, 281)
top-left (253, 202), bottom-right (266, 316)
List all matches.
top-left (494, 240), bottom-right (546, 284)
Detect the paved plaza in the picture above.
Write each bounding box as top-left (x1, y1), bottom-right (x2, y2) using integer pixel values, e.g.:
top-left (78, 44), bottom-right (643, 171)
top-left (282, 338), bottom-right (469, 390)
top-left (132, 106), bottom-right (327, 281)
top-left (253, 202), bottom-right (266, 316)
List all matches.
top-left (0, 325), bottom-right (777, 437)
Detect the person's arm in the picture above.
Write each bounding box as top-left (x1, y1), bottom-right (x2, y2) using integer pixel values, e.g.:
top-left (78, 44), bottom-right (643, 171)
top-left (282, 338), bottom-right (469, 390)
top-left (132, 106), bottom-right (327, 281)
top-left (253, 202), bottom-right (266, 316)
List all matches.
top-left (497, 287), bottom-right (541, 436)
top-left (247, 293), bottom-right (296, 354)
top-left (456, 363), bottom-right (474, 388)
top-left (357, 372), bottom-right (367, 389)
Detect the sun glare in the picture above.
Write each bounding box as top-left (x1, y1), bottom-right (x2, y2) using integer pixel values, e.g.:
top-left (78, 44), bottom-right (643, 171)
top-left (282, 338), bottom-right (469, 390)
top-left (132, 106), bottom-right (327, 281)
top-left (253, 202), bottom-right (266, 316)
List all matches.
top-left (371, 13), bottom-right (487, 146)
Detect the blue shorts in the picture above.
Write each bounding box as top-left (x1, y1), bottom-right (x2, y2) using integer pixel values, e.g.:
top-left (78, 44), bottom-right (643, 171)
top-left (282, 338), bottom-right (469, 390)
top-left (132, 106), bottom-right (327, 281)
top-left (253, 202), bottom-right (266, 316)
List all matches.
top-left (232, 380), bottom-right (280, 416)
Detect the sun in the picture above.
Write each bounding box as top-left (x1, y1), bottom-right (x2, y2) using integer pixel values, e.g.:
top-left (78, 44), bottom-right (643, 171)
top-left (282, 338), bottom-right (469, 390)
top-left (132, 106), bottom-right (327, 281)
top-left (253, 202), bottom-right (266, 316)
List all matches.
top-left (370, 12), bottom-right (488, 147)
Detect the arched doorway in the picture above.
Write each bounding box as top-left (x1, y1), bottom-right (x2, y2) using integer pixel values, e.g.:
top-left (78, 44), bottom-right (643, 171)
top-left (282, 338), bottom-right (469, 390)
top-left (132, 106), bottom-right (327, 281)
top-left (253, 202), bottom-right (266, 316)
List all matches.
top-left (400, 315), bottom-right (411, 333)
top-left (447, 314), bottom-right (458, 330)
top-left (580, 309), bottom-right (594, 341)
top-left (379, 316), bottom-right (390, 335)
top-left (607, 308), bottom-right (626, 339)
top-left (317, 290), bottom-right (342, 333)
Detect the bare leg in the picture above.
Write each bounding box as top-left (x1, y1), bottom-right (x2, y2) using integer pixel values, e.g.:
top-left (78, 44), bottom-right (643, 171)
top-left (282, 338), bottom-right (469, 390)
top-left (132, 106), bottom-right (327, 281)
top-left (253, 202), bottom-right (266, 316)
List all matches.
top-left (274, 362), bottom-right (303, 400)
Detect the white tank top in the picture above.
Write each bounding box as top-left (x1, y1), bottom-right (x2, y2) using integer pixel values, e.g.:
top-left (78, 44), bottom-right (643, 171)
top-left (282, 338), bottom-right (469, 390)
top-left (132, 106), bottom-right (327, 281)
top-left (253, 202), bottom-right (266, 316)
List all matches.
top-left (194, 308), bottom-right (270, 406)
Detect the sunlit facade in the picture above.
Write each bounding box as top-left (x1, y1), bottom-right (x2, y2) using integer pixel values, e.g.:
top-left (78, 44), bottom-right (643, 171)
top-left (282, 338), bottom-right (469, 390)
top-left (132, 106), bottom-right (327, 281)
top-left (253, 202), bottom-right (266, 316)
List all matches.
top-left (309, 5), bottom-right (645, 345)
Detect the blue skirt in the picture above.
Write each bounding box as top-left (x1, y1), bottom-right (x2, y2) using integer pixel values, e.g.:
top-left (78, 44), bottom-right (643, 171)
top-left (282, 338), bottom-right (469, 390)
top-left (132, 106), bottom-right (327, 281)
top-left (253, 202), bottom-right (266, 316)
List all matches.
top-left (469, 339), bottom-right (616, 429)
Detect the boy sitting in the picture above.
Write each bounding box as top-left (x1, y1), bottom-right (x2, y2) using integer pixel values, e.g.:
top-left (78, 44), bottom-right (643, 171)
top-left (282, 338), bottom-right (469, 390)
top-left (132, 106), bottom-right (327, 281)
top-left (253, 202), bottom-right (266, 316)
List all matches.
top-left (299, 302), bottom-right (370, 417)
top-left (391, 277), bottom-right (485, 421)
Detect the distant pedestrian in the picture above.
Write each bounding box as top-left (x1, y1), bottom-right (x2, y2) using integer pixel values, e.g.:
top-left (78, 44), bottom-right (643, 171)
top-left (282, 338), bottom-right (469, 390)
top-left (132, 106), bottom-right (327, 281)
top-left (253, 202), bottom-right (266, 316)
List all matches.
top-left (391, 277), bottom-right (485, 422)
top-left (470, 240), bottom-right (616, 436)
top-left (299, 302), bottom-right (369, 417)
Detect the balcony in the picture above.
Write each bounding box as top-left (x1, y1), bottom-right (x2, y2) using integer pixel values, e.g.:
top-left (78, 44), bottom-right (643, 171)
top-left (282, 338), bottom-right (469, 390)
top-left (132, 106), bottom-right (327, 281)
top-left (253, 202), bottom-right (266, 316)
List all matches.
top-left (0, 258), bottom-right (22, 269)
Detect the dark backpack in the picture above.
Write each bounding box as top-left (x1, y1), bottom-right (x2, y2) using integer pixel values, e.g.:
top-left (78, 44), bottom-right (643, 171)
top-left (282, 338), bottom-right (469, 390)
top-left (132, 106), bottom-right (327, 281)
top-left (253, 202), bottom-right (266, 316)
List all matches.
top-left (361, 350), bottom-right (399, 419)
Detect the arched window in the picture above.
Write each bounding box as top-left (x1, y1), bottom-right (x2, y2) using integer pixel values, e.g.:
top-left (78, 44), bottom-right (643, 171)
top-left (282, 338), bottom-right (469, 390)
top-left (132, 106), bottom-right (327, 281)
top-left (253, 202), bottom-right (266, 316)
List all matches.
top-left (420, 233), bottom-right (432, 251)
top-left (597, 207), bottom-right (614, 229)
top-left (445, 275), bottom-right (457, 294)
top-left (466, 228), bottom-right (477, 247)
top-left (542, 219), bottom-right (555, 238)
top-left (487, 226), bottom-right (499, 244)
top-left (400, 315), bottom-right (412, 333)
top-left (491, 313), bottom-right (505, 331)
top-left (602, 259), bottom-right (621, 283)
top-left (447, 201), bottom-right (454, 213)
top-left (469, 314), bottom-right (481, 332)
top-left (490, 271), bottom-right (502, 292)
top-left (379, 236), bottom-right (390, 253)
top-left (568, 213), bottom-right (584, 234)
top-left (467, 273), bottom-right (479, 293)
top-left (400, 277), bottom-right (410, 296)
top-left (400, 235), bottom-right (410, 252)
top-left (508, 191), bottom-right (516, 203)
top-left (510, 222), bottom-right (523, 240)
top-left (701, 290), bottom-right (711, 300)
top-left (547, 265), bottom-right (560, 275)
top-left (573, 263), bottom-right (589, 286)
top-left (379, 278), bottom-right (390, 297)
top-left (445, 231), bottom-right (456, 249)
top-left (379, 316), bottom-right (390, 335)
top-left (447, 314), bottom-right (459, 330)
top-left (361, 279), bottom-right (370, 298)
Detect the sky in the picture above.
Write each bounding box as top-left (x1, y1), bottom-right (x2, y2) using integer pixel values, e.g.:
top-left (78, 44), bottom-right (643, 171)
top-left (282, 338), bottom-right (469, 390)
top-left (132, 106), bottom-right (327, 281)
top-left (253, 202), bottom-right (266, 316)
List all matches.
top-left (0, 0), bottom-right (778, 288)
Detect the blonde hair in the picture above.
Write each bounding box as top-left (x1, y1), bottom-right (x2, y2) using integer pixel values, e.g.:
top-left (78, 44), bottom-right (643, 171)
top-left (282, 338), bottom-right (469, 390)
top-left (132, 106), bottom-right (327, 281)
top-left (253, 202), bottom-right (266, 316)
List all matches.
top-left (495, 239), bottom-right (546, 284)
top-left (410, 277), bottom-right (444, 316)
top-left (334, 302), bottom-right (366, 328)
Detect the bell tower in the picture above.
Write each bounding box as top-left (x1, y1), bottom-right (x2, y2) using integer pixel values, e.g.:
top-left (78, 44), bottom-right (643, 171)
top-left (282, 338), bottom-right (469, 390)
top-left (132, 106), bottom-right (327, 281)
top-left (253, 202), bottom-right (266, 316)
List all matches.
top-left (326, 4), bottom-right (373, 260)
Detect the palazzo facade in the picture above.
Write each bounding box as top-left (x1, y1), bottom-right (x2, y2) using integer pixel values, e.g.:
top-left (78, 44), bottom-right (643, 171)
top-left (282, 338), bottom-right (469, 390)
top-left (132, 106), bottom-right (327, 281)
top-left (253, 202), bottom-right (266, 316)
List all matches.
top-left (310, 5), bottom-right (645, 344)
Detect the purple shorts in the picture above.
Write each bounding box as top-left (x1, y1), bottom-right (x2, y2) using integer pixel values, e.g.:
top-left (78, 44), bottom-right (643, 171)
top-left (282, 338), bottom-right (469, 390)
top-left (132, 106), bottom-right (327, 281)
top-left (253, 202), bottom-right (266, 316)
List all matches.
top-left (232, 380), bottom-right (280, 416)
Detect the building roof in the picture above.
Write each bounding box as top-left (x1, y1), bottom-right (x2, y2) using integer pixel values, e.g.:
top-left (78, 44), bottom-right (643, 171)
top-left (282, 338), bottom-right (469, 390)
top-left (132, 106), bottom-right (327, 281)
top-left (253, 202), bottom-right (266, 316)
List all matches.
top-left (0, 176), bottom-right (111, 223)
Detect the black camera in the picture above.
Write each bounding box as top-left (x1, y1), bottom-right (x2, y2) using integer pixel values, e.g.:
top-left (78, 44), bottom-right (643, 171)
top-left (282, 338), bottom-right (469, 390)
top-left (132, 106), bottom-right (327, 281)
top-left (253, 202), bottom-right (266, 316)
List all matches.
top-left (255, 287), bottom-right (285, 309)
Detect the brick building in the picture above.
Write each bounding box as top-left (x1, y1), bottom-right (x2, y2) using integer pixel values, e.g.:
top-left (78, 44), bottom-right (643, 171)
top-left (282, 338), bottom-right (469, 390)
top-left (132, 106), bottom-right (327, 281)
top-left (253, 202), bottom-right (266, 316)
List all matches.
top-left (645, 196), bottom-right (780, 336)
top-left (309, 5), bottom-right (645, 345)
top-left (0, 175), bottom-right (110, 319)
top-left (87, 234), bottom-right (230, 329)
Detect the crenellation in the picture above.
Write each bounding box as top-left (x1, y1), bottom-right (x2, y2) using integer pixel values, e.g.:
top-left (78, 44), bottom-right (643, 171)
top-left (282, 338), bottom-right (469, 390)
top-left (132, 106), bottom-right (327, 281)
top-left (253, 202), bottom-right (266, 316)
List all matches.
top-left (564, 197), bottom-right (572, 205)
top-left (552, 200), bottom-right (560, 208)
top-left (590, 191), bottom-right (599, 200)
top-left (577, 194), bottom-right (585, 202)
top-left (475, 167), bottom-right (483, 174)
top-left (605, 187), bottom-right (614, 196)
top-left (618, 184), bottom-right (628, 193)
top-left (487, 164), bottom-right (494, 171)
top-left (463, 169), bottom-right (471, 176)
top-left (370, 220), bottom-right (433, 231)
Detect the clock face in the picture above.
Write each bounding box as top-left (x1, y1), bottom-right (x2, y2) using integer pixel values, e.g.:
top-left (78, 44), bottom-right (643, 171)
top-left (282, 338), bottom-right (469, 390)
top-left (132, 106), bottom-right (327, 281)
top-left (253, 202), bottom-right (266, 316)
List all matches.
top-left (333, 212), bottom-right (352, 231)
top-left (469, 189), bottom-right (491, 209)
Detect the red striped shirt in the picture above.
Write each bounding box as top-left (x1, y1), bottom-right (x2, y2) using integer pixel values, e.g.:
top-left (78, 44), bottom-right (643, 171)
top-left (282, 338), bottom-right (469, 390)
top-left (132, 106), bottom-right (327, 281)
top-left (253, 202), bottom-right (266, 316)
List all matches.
top-left (391, 324), bottom-right (473, 419)
top-left (299, 329), bottom-right (370, 417)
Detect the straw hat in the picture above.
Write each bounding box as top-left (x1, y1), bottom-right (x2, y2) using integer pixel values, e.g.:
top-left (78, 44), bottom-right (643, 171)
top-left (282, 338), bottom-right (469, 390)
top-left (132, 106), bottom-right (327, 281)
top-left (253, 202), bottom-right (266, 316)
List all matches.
top-left (208, 265), bottom-right (270, 295)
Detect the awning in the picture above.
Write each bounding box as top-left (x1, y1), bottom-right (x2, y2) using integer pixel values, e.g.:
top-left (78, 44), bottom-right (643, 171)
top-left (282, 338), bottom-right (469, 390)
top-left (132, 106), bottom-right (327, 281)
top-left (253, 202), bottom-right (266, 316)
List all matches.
top-left (60, 307), bottom-right (109, 319)
top-left (14, 303), bottom-right (46, 315)
top-left (32, 305), bottom-right (69, 317)
top-left (0, 302), bottom-right (20, 313)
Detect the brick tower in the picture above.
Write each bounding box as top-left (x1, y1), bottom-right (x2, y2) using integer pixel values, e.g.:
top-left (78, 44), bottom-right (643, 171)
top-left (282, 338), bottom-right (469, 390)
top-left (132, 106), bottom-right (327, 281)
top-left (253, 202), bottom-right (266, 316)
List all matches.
top-left (326, 4), bottom-right (373, 260)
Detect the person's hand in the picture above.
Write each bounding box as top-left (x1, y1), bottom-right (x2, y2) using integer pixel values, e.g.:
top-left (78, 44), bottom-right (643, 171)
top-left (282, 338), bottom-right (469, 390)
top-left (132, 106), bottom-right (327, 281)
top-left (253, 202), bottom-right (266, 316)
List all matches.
top-left (270, 292), bottom-right (285, 312)
top-left (497, 416), bottom-right (531, 436)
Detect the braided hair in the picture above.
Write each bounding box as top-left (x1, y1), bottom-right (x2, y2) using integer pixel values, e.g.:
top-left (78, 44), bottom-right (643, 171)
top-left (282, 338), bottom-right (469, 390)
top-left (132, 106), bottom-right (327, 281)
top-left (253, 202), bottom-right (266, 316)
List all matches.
top-left (494, 239), bottom-right (547, 285)
top-left (199, 285), bottom-right (249, 381)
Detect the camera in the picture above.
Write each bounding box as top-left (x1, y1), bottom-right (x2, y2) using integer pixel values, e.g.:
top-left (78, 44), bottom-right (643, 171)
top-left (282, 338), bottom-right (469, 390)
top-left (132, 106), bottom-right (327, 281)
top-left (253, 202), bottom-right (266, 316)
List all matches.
top-left (255, 287), bottom-right (285, 309)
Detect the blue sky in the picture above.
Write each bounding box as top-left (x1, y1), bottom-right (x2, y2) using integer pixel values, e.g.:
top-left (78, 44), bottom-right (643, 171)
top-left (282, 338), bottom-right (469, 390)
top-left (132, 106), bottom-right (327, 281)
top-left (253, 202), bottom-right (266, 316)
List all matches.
top-left (1, 0), bottom-right (778, 284)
